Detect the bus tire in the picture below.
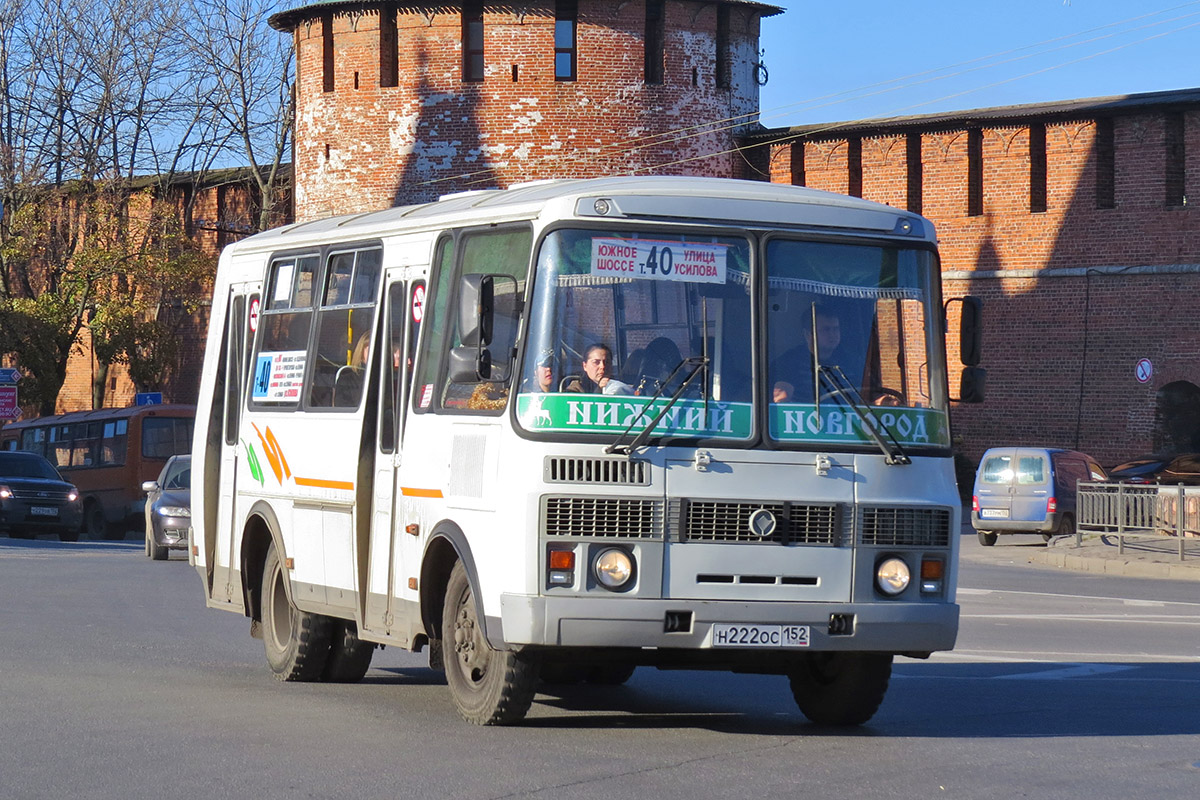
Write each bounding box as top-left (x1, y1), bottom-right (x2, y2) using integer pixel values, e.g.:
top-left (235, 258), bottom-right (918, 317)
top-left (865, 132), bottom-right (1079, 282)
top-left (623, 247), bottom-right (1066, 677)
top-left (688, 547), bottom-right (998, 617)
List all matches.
top-left (442, 560), bottom-right (539, 725)
top-left (262, 542), bottom-right (332, 682)
top-left (322, 620), bottom-right (375, 683)
top-left (84, 502), bottom-right (109, 540)
top-left (977, 530), bottom-right (998, 547)
top-left (787, 652), bottom-right (892, 726)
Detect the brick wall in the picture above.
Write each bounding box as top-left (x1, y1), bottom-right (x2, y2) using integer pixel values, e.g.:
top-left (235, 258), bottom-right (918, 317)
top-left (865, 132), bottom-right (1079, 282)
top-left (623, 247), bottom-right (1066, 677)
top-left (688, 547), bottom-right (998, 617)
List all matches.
top-left (764, 105), bottom-right (1200, 466)
top-left (287, 1), bottom-right (766, 219)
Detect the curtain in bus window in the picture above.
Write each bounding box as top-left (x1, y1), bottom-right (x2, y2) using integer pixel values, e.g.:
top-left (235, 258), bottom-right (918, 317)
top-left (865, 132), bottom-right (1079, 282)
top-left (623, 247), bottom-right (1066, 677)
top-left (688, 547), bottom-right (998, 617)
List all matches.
top-left (254, 255), bottom-right (319, 405)
top-left (310, 247), bottom-right (382, 409)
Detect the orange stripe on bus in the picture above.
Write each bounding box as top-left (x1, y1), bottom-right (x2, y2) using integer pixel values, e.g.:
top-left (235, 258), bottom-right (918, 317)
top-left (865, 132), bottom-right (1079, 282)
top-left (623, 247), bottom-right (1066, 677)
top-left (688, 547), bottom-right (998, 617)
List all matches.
top-left (401, 487), bottom-right (444, 498)
top-left (294, 477), bottom-right (354, 491)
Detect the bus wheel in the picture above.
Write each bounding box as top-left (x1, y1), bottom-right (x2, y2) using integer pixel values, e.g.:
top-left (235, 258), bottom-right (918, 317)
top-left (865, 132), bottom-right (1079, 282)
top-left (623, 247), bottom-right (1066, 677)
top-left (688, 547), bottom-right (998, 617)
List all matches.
top-left (84, 502), bottom-right (109, 540)
top-left (977, 530), bottom-right (998, 547)
top-left (787, 652), bottom-right (892, 726)
top-left (442, 560), bottom-right (539, 725)
top-left (322, 620), bottom-right (375, 683)
top-left (261, 542), bottom-right (331, 681)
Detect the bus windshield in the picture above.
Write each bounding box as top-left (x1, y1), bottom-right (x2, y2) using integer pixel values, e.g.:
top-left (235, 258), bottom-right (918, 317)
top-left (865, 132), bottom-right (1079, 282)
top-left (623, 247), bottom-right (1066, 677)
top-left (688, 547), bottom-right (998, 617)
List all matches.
top-left (766, 238), bottom-right (949, 450)
top-left (517, 228), bottom-right (754, 441)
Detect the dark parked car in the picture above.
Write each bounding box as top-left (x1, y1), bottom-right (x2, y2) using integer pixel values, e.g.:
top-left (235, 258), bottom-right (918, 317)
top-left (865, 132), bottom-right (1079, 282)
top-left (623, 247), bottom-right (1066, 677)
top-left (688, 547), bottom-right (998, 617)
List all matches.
top-left (142, 454), bottom-right (191, 560)
top-left (0, 451), bottom-right (84, 541)
top-left (1108, 453), bottom-right (1200, 485)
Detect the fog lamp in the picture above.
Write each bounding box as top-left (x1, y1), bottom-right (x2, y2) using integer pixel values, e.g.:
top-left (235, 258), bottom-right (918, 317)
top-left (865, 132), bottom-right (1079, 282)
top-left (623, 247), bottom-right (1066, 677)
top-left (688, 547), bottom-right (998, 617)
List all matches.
top-left (875, 557), bottom-right (911, 596)
top-left (594, 548), bottom-right (633, 589)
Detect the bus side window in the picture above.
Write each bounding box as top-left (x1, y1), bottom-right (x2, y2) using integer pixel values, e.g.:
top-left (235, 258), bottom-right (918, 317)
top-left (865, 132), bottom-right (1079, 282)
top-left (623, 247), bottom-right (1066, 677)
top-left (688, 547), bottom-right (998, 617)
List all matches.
top-left (428, 227), bottom-right (531, 414)
top-left (252, 255), bottom-right (319, 408)
top-left (309, 247), bottom-right (381, 409)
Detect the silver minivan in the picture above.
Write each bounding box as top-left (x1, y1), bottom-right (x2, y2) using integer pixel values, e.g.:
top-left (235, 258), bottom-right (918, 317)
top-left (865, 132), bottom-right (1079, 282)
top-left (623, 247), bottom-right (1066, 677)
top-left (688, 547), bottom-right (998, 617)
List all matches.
top-left (971, 448), bottom-right (1107, 546)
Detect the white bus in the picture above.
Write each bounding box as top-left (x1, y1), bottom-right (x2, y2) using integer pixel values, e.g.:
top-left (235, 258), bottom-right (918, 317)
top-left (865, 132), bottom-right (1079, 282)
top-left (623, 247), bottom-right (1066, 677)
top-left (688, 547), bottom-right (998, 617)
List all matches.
top-left (191, 176), bottom-right (985, 725)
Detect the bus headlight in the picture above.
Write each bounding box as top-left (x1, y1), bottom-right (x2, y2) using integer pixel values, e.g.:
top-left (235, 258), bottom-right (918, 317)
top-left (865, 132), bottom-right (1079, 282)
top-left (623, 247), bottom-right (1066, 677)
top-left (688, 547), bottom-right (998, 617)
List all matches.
top-left (594, 548), bottom-right (633, 590)
top-left (875, 557), bottom-right (911, 596)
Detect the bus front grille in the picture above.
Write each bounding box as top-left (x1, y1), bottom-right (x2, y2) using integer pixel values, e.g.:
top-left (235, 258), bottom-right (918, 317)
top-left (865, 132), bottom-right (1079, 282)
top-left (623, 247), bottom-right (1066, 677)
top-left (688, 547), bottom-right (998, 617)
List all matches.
top-left (543, 497), bottom-right (661, 539)
top-left (544, 456), bottom-right (650, 486)
top-left (681, 501), bottom-right (840, 545)
top-left (858, 506), bottom-right (952, 547)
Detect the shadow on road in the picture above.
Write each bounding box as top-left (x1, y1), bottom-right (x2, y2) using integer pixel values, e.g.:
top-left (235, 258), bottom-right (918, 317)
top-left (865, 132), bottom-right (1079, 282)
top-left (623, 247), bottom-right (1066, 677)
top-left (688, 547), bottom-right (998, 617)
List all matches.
top-left (0, 535), bottom-right (140, 554)
top-left (486, 660), bottom-right (1200, 736)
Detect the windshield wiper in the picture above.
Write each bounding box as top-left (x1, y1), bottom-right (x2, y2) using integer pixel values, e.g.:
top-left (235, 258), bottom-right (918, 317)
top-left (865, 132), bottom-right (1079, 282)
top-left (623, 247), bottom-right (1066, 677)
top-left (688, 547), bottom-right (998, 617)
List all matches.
top-left (606, 356), bottom-right (709, 456)
top-left (818, 366), bottom-right (912, 466)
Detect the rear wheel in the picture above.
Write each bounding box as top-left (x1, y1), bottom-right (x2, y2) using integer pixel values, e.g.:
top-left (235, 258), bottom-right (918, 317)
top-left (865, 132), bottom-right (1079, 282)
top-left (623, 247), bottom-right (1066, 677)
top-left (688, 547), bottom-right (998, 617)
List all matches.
top-left (443, 560), bottom-right (539, 725)
top-left (977, 530), bottom-right (998, 547)
top-left (261, 542), bottom-right (332, 681)
top-left (788, 652), bottom-right (893, 726)
top-left (322, 620), bottom-right (375, 683)
top-left (1052, 514), bottom-right (1075, 542)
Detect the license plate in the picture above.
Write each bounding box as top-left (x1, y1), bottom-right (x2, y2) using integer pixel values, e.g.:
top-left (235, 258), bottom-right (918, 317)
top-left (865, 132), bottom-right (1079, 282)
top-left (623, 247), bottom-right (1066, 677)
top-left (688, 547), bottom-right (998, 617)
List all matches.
top-left (979, 508), bottom-right (1008, 519)
top-left (711, 623), bottom-right (810, 648)
top-left (30, 506), bottom-right (58, 517)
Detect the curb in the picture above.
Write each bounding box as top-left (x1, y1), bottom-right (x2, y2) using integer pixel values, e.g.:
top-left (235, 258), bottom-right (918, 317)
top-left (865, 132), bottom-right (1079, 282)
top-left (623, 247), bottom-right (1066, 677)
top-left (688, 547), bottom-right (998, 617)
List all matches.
top-left (1028, 545), bottom-right (1200, 582)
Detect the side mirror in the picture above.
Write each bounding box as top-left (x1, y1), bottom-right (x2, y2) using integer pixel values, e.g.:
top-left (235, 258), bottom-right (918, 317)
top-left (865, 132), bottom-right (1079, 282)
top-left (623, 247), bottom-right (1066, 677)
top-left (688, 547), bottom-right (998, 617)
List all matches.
top-left (458, 274), bottom-right (494, 348)
top-left (141, 480), bottom-right (159, 494)
top-left (448, 345), bottom-right (493, 383)
top-left (958, 366), bottom-right (987, 404)
top-left (948, 295), bottom-right (984, 367)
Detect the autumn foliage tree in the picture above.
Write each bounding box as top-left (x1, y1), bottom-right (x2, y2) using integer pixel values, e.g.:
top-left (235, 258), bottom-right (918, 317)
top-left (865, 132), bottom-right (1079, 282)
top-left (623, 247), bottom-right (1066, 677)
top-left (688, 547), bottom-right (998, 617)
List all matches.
top-left (0, 0), bottom-right (291, 415)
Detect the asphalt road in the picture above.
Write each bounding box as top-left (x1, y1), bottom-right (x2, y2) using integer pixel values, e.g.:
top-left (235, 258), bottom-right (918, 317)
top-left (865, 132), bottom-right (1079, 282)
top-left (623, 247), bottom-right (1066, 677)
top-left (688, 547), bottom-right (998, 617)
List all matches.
top-left (1, 531), bottom-right (1197, 800)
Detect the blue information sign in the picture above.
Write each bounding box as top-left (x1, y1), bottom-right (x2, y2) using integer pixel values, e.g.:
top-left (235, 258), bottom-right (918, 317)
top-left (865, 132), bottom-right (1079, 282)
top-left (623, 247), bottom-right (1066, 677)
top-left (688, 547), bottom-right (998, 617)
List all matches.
top-left (135, 392), bottom-right (163, 406)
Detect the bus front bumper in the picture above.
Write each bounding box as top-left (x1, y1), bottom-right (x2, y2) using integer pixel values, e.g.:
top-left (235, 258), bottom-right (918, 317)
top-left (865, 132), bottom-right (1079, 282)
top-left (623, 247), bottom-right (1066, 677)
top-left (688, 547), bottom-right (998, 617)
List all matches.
top-left (498, 594), bottom-right (959, 654)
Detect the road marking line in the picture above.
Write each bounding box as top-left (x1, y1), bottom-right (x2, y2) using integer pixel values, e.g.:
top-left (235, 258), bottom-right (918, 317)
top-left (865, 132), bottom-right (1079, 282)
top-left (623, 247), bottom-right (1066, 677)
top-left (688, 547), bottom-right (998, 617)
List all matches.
top-left (994, 663), bottom-right (1136, 680)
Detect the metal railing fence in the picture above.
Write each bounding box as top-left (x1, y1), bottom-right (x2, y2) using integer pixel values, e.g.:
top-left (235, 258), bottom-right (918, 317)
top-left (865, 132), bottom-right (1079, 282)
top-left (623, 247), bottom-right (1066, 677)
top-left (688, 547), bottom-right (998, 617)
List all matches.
top-left (1076, 481), bottom-right (1198, 561)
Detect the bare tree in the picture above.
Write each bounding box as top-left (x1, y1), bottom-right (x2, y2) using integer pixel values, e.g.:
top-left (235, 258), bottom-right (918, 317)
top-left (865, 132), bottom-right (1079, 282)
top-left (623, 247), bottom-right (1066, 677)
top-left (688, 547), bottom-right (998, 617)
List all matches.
top-left (187, 0), bottom-right (294, 233)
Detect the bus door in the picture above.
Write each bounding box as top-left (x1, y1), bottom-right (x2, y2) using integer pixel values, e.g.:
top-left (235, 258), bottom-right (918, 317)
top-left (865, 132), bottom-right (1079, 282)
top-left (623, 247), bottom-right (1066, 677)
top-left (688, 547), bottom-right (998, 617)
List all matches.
top-left (211, 284), bottom-right (257, 609)
top-left (363, 277), bottom-right (424, 641)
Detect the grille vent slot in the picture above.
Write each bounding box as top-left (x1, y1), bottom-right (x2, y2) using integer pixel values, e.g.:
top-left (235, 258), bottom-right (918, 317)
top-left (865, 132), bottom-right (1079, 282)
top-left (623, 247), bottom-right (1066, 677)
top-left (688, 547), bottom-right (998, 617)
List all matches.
top-left (544, 456), bottom-right (650, 486)
top-left (543, 496), bottom-right (661, 539)
top-left (858, 506), bottom-right (951, 547)
top-left (682, 501), bottom-right (840, 545)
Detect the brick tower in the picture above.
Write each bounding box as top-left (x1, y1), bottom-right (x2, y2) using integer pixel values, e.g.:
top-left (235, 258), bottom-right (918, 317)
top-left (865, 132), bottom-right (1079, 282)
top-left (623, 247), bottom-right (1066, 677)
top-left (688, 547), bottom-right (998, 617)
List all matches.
top-left (269, 1), bottom-right (780, 221)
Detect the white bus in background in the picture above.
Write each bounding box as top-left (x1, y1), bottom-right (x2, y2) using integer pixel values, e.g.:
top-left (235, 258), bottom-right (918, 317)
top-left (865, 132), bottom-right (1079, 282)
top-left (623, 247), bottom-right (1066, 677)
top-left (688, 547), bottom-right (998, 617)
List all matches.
top-left (191, 176), bottom-right (985, 725)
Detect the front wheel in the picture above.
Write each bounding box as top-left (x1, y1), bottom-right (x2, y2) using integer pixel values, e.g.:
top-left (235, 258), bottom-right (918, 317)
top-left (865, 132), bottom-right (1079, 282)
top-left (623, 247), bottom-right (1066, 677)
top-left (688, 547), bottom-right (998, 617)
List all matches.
top-left (788, 652), bottom-right (893, 726)
top-left (977, 530), bottom-right (998, 547)
top-left (261, 542), bottom-right (332, 681)
top-left (442, 561), bottom-right (539, 725)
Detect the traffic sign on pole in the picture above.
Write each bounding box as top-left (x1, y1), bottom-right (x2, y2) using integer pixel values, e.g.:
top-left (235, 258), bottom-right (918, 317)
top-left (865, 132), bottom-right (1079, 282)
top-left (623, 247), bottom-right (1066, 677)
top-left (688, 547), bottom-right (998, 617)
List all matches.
top-left (0, 367), bottom-right (20, 384)
top-left (0, 385), bottom-right (18, 419)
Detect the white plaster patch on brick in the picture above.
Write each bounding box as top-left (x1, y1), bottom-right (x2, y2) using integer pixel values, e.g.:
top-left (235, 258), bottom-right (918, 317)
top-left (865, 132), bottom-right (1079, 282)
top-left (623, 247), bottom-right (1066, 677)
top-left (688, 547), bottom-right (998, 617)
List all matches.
top-left (513, 142), bottom-right (533, 160)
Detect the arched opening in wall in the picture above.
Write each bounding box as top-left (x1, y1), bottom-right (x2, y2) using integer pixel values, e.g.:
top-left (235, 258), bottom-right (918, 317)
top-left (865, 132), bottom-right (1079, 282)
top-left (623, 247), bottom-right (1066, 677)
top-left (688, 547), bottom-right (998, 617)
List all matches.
top-left (1152, 380), bottom-right (1200, 455)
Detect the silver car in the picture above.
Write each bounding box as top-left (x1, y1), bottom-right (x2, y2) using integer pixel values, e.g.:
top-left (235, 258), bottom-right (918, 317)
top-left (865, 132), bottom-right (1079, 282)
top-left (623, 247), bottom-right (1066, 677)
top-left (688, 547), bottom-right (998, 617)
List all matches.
top-left (142, 454), bottom-right (191, 560)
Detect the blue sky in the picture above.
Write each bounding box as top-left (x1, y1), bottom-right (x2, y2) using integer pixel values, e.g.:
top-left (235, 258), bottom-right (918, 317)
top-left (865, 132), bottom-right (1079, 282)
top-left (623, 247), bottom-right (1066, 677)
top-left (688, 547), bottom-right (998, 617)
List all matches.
top-left (757, 0), bottom-right (1200, 128)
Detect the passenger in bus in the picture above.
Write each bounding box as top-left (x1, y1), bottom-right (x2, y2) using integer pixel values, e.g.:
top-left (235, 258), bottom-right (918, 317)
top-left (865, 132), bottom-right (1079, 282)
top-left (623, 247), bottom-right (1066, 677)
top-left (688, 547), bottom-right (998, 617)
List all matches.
top-left (333, 332), bottom-right (370, 406)
top-left (626, 336), bottom-right (685, 396)
top-left (772, 303), bottom-right (844, 403)
top-left (565, 343), bottom-right (633, 396)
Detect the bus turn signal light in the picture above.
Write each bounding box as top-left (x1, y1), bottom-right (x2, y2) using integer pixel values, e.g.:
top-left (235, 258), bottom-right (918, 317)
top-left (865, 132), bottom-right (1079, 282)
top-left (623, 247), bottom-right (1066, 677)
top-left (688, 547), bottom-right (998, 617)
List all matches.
top-left (548, 548), bottom-right (575, 587)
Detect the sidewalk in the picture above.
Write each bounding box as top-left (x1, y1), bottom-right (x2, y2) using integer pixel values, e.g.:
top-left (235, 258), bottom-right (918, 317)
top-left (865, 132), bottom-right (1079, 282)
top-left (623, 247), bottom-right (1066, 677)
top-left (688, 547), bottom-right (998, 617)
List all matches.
top-left (1027, 531), bottom-right (1200, 582)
